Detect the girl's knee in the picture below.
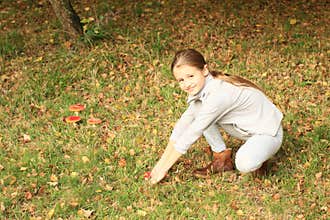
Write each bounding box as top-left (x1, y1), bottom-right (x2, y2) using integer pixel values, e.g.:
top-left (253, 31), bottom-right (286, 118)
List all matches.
top-left (235, 153), bottom-right (262, 173)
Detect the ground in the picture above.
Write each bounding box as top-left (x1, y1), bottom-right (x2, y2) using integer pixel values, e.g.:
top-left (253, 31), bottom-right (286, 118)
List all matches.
top-left (0, 0), bottom-right (329, 219)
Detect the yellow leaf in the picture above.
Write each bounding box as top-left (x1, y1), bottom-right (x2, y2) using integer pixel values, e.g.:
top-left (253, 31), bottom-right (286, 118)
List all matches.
top-left (290, 18), bottom-right (297, 25)
top-left (264, 179), bottom-right (271, 186)
top-left (104, 158), bottom-right (111, 164)
top-left (129, 149), bottom-right (135, 156)
top-left (0, 202), bottom-right (5, 212)
top-left (78, 209), bottom-right (94, 218)
top-left (104, 184), bottom-right (113, 191)
top-left (82, 156), bottom-right (90, 163)
top-left (236, 210), bottom-right (244, 216)
top-left (35, 56), bottom-right (43, 62)
top-left (46, 208), bottom-right (55, 220)
top-left (137, 210), bottom-right (147, 216)
top-left (70, 172), bottom-right (78, 177)
top-left (69, 201), bottom-right (79, 207)
top-left (9, 176), bottom-right (16, 185)
top-left (315, 172), bottom-right (322, 179)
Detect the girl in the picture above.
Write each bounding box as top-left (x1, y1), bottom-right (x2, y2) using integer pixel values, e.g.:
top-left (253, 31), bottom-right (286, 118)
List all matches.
top-left (150, 49), bottom-right (283, 184)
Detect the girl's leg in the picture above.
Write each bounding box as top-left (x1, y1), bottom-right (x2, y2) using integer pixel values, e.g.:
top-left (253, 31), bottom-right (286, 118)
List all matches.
top-left (203, 124), bottom-right (226, 153)
top-left (235, 126), bottom-right (283, 173)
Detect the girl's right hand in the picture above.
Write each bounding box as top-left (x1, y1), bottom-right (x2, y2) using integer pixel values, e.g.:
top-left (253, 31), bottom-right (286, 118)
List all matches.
top-left (150, 168), bottom-right (167, 184)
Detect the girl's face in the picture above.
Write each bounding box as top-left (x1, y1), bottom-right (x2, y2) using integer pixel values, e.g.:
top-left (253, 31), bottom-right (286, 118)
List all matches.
top-left (173, 64), bottom-right (208, 95)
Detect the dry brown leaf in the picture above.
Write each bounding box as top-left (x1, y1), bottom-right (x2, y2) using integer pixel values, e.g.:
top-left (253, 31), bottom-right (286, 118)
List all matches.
top-left (50, 174), bottom-right (58, 182)
top-left (118, 158), bottom-right (126, 167)
top-left (25, 191), bottom-right (33, 200)
top-left (273, 193), bottom-right (281, 200)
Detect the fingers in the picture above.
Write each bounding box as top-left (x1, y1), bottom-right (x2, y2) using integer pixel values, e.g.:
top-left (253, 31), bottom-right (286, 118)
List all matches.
top-left (149, 171), bottom-right (166, 185)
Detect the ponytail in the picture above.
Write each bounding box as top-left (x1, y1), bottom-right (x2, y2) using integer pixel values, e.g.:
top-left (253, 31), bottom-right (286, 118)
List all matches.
top-left (210, 71), bottom-right (263, 92)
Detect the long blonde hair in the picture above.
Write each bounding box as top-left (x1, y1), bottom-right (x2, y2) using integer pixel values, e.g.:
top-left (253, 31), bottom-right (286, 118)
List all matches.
top-left (171, 49), bottom-right (262, 91)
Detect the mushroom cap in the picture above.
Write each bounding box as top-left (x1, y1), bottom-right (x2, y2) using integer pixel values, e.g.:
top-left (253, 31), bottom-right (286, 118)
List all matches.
top-left (69, 104), bottom-right (85, 112)
top-left (144, 171), bottom-right (151, 180)
top-left (65, 116), bottom-right (81, 123)
top-left (87, 117), bottom-right (102, 125)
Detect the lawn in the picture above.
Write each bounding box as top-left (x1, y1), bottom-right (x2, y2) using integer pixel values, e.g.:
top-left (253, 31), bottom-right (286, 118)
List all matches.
top-left (0, 0), bottom-right (329, 219)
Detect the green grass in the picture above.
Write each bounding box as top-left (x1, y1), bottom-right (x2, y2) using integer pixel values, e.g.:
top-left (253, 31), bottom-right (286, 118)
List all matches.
top-left (0, 0), bottom-right (329, 219)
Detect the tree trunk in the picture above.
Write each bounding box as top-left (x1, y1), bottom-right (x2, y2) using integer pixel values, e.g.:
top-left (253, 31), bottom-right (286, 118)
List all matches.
top-left (49, 0), bottom-right (83, 39)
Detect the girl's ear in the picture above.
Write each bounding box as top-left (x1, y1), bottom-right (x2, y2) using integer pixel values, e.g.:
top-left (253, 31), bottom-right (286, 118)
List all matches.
top-left (203, 64), bottom-right (209, 76)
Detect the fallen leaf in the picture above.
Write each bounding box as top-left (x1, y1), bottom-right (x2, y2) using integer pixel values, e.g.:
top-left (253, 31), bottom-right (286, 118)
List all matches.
top-left (137, 210), bottom-right (147, 216)
top-left (64, 41), bottom-right (72, 49)
top-left (70, 172), bottom-right (79, 177)
top-left (23, 134), bottom-right (31, 143)
top-left (320, 206), bottom-right (328, 212)
top-left (236, 210), bottom-right (244, 216)
top-left (82, 156), bottom-right (90, 163)
top-left (77, 209), bottom-right (94, 218)
top-left (129, 149), bottom-right (135, 156)
top-left (296, 214), bottom-right (304, 219)
top-left (104, 158), bottom-right (111, 164)
top-left (118, 158), bottom-right (126, 167)
top-left (315, 172), bottom-right (322, 180)
top-left (20, 167), bottom-right (28, 171)
top-left (50, 174), bottom-right (58, 182)
top-left (46, 208), bottom-right (55, 220)
top-left (273, 193), bottom-right (281, 200)
top-left (34, 56), bottom-right (43, 62)
top-left (264, 179), bottom-right (271, 187)
top-left (69, 201), bottom-right (79, 207)
top-left (25, 191), bottom-right (33, 200)
top-left (289, 18), bottom-right (297, 25)
top-left (9, 176), bottom-right (16, 185)
top-left (104, 184), bottom-right (113, 191)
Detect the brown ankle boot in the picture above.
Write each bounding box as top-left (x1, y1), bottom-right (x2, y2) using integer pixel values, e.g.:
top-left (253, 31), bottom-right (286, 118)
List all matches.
top-left (193, 149), bottom-right (234, 178)
top-left (252, 161), bottom-right (268, 177)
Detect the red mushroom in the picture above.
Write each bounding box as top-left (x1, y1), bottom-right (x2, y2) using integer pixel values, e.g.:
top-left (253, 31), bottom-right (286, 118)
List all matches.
top-left (144, 171), bottom-right (151, 180)
top-left (87, 117), bottom-right (102, 125)
top-left (69, 104), bottom-right (85, 115)
top-left (65, 116), bottom-right (81, 123)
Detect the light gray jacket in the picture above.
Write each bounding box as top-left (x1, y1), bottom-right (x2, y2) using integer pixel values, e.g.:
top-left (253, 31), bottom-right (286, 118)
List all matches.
top-left (170, 75), bottom-right (283, 154)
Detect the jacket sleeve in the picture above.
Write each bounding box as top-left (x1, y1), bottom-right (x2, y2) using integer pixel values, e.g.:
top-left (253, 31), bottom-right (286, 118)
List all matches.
top-left (169, 103), bottom-right (196, 143)
top-left (173, 90), bottom-right (235, 154)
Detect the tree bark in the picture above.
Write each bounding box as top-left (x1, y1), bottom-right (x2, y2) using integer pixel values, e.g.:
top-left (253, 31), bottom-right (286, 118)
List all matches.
top-left (49, 0), bottom-right (83, 39)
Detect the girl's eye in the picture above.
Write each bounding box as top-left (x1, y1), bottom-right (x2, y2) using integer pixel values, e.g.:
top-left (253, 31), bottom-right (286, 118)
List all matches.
top-left (189, 75), bottom-right (194, 78)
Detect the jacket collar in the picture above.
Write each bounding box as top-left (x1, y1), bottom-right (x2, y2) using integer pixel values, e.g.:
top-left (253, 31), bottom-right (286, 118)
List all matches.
top-left (187, 74), bottom-right (213, 104)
